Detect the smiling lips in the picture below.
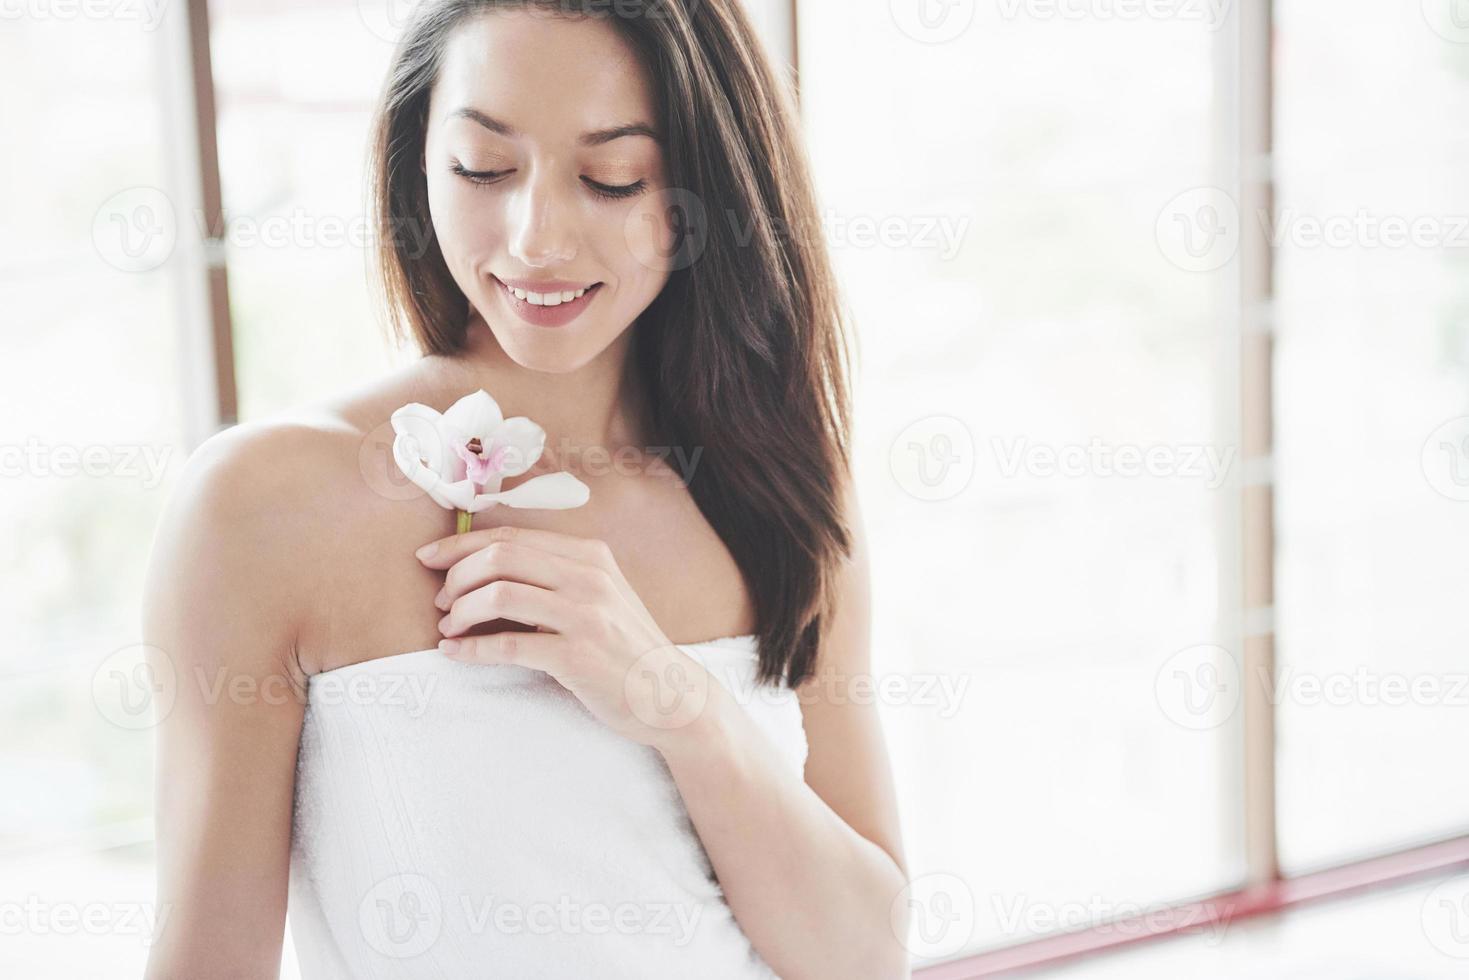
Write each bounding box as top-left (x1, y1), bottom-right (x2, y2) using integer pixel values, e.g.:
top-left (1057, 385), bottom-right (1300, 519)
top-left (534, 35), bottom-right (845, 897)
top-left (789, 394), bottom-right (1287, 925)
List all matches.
top-left (495, 275), bottom-right (603, 327)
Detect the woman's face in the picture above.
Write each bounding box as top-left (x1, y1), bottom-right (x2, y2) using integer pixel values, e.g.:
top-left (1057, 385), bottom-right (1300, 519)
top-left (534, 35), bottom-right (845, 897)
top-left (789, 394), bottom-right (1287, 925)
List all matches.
top-left (423, 11), bottom-right (675, 371)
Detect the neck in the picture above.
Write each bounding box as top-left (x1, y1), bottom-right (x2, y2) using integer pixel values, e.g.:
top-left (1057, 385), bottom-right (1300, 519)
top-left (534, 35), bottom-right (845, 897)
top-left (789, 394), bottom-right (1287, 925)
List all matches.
top-left (429, 313), bottom-right (652, 472)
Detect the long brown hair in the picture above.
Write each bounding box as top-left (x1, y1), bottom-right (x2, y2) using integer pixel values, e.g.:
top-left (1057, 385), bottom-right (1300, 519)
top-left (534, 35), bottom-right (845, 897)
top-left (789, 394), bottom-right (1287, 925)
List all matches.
top-left (368, 0), bottom-right (856, 688)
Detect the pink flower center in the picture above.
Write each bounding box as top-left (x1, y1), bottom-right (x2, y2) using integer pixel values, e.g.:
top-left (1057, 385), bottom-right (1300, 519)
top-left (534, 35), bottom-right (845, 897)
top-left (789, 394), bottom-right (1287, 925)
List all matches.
top-left (456, 436), bottom-right (510, 489)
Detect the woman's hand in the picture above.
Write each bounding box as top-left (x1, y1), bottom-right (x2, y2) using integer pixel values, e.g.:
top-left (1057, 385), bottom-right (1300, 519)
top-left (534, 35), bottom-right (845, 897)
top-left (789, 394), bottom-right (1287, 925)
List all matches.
top-left (417, 524), bottom-right (725, 751)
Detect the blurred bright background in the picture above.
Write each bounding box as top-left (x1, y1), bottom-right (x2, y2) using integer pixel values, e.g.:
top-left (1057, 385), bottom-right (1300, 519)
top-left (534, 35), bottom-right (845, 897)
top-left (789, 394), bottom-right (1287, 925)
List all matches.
top-left (2, 0), bottom-right (1467, 976)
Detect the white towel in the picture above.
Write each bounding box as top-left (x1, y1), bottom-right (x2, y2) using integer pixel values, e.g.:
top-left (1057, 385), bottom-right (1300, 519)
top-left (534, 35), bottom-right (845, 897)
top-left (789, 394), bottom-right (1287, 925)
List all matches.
top-left (287, 635), bottom-right (807, 979)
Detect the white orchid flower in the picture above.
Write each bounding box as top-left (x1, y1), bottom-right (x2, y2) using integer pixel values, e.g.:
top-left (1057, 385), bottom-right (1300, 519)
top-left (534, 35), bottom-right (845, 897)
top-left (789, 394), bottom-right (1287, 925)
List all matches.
top-left (390, 389), bottom-right (590, 532)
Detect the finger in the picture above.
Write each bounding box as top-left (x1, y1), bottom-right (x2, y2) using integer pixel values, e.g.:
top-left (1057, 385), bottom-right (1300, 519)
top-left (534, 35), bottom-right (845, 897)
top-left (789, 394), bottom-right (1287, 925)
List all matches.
top-left (417, 523), bottom-right (615, 572)
top-left (441, 629), bottom-right (566, 672)
top-left (439, 579), bottom-right (574, 638)
top-left (440, 540), bottom-right (587, 611)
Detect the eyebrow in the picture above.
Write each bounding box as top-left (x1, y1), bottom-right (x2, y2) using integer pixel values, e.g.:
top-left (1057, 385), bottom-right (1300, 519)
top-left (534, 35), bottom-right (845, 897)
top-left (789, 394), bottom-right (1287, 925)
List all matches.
top-left (449, 107), bottom-right (660, 146)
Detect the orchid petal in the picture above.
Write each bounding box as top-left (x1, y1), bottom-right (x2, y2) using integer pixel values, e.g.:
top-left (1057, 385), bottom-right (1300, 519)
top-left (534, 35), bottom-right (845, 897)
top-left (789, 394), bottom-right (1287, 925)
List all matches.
top-left (488, 416), bottom-right (547, 478)
top-left (433, 478), bottom-right (477, 511)
top-left (392, 433), bottom-right (475, 510)
top-left (389, 401), bottom-right (444, 431)
top-left (390, 402), bottom-right (456, 480)
top-left (468, 472), bottom-right (591, 512)
top-left (442, 389), bottom-right (504, 443)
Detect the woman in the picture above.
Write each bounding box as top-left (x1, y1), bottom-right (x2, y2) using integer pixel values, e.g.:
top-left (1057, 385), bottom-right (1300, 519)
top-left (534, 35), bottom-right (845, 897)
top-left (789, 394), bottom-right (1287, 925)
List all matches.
top-left (142, 1), bottom-right (909, 977)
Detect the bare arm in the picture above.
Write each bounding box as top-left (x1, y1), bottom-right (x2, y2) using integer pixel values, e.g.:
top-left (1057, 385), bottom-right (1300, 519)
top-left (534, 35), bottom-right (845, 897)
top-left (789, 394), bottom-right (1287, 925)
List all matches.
top-left (143, 423), bottom-right (322, 980)
top-left (656, 475), bottom-right (912, 980)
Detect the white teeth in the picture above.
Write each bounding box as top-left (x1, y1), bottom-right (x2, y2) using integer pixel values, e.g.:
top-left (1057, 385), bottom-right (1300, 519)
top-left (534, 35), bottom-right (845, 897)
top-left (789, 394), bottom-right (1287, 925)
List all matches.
top-left (506, 284), bottom-right (591, 306)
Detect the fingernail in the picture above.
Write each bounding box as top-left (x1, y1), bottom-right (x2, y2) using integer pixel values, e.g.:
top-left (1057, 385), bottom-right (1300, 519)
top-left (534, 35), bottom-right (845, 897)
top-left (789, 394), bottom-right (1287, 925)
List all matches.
top-left (434, 587), bottom-right (448, 610)
top-left (439, 639), bottom-right (461, 656)
top-left (416, 542), bottom-right (438, 560)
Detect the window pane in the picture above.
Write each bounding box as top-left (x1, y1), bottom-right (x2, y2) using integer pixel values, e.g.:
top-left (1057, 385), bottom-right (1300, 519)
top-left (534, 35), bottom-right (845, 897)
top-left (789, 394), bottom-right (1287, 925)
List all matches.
top-left (1274, 0), bottom-right (1469, 873)
top-left (799, 2), bottom-right (1241, 962)
top-left (210, 0), bottom-right (412, 419)
top-left (0, 13), bottom-right (185, 978)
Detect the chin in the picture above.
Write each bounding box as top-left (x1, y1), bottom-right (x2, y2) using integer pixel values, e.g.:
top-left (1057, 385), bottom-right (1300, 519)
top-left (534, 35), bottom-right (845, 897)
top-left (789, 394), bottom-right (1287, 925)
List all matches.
top-left (485, 329), bottom-right (594, 374)
top-left (510, 352), bottom-right (588, 374)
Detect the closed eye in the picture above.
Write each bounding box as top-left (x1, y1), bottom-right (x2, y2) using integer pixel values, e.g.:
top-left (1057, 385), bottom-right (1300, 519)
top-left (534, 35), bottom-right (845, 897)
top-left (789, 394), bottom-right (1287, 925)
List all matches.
top-left (448, 161), bottom-right (646, 201)
top-left (582, 177), bottom-right (648, 201)
top-left (449, 161), bottom-right (507, 185)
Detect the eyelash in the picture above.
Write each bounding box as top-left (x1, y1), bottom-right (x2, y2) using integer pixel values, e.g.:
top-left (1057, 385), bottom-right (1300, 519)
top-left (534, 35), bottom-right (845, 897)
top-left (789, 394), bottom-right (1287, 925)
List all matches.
top-left (448, 161), bottom-right (647, 201)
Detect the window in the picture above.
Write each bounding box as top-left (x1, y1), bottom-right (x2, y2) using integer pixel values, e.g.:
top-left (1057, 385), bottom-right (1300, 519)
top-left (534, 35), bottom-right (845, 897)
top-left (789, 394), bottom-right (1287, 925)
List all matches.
top-left (1273, 0), bottom-right (1469, 873)
top-left (799, 2), bottom-right (1239, 960)
top-left (1, 11), bottom-right (186, 976)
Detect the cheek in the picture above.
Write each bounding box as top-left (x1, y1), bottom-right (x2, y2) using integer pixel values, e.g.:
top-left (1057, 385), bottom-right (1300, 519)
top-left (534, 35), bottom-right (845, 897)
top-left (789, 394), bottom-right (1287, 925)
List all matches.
top-left (619, 188), bottom-right (695, 278)
top-left (426, 175), bottom-right (502, 265)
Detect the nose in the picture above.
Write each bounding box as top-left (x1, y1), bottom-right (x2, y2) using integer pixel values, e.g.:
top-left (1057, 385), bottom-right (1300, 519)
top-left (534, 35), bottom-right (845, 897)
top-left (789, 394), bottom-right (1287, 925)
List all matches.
top-left (506, 169), bottom-right (579, 268)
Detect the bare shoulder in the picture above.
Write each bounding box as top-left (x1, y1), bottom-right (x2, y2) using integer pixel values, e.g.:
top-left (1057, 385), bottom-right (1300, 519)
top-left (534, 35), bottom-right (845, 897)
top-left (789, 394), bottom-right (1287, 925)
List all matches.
top-left (179, 414), bottom-right (356, 507)
top-left (143, 414), bottom-right (361, 671)
top-left (144, 360), bottom-right (437, 649)
top-left (193, 360), bottom-right (442, 520)
top-left (171, 412), bottom-right (368, 537)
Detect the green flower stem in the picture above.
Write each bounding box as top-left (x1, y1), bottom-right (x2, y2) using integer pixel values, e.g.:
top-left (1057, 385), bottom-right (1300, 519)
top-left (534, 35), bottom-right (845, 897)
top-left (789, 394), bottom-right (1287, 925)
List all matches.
top-left (457, 509), bottom-right (472, 534)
